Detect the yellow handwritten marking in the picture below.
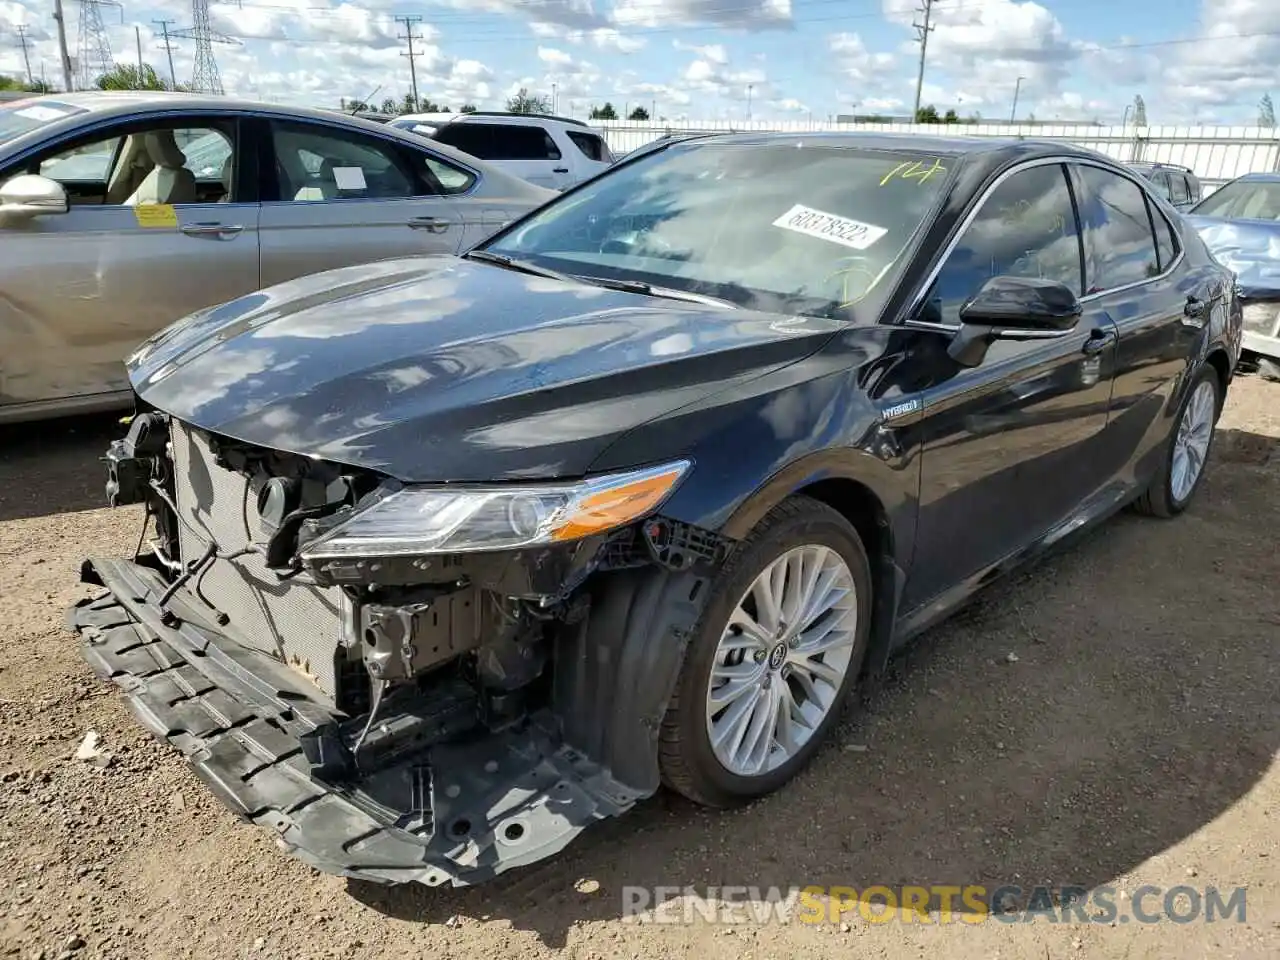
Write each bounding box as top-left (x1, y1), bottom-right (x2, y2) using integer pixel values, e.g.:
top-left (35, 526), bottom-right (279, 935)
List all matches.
top-left (880, 158), bottom-right (948, 187)
top-left (824, 259), bottom-right (879, 309)
top-left (133, 203), bottom-right (179, 229)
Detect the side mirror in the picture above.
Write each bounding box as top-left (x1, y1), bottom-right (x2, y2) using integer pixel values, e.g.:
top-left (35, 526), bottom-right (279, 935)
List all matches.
top-left (0, 174), bottom-right (70, 223)
top-left (948, 275), bottom-right (1081, 366)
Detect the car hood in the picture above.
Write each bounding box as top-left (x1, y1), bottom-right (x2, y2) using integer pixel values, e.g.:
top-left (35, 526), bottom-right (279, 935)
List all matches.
top-left (129, 256), bottom-right (842, 482)
top-left (1184, 214), bottom-right (1280, 299)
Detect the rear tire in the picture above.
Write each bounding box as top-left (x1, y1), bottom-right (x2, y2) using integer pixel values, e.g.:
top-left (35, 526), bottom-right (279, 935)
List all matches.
top-left (1133, 364), bottom-right (1220, 518)
top-left (658, 497), bottom-right (873, 808)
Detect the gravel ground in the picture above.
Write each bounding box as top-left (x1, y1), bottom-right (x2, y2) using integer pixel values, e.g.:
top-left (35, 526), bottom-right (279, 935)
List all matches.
top-left (1, 376), bottom-right (1277, 960)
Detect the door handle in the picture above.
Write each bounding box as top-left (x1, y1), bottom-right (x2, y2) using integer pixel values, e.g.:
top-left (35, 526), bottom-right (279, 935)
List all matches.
top-left (552, 167), bottom-right (569, 174)
top-left (181, 222), bottom-right (243, 238)
top-left (1081, 328), bottom-right (1117, 356)
top-left (407, 216), bottom-right (450, 233)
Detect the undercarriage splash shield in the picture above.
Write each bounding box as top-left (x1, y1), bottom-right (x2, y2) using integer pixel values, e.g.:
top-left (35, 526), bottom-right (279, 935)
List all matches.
top-left (69, 558), bottom-right (645, 887)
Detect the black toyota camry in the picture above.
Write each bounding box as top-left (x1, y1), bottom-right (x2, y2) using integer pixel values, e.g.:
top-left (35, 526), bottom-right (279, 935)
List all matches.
top-left (72, 132), bottom-right (1242, 888)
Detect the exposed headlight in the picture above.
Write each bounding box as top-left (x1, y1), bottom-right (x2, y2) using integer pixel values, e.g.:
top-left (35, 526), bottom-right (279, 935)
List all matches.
top-left (298, 459), bottom-right (691, 560)
top-left (1241, 301), bottom-right (1280, 335)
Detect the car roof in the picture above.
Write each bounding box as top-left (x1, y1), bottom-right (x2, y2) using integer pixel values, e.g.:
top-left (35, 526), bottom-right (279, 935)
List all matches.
top-left (0, 91), bottom-right (552, 198)
top-left (648, 129), bottom-right (1110, 163)
top-left (397, 111), bottom-right (590, 129)
top-left (1235, 171), bottom-right (1280, 183)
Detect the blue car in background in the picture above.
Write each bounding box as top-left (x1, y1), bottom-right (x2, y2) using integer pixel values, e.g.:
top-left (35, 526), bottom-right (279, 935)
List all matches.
top-left (1185, 172), bottom-right (1280, 380)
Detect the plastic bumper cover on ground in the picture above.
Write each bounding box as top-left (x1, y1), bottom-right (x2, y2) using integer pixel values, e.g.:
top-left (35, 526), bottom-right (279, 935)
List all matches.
top-left (68, 556), bottom-right (641, 888)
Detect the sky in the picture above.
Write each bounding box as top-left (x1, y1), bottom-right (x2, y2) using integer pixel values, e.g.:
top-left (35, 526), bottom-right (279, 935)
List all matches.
top-left (1, 0), bottom-right (1277, 125)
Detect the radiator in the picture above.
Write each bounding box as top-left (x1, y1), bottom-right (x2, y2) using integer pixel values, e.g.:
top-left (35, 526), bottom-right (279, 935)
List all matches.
top-left (169, 421), bottom-right (348, 698)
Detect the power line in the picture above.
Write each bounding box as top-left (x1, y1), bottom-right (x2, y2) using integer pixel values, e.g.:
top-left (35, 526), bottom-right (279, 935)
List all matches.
top-left (912, 0), bottom-right (936, 119)
top-left (15, 24), bottom-right (34, 86)
top-left (396, 14), bottom-right (425, 110)
top-left (153, 18), bottom-right (179, 90)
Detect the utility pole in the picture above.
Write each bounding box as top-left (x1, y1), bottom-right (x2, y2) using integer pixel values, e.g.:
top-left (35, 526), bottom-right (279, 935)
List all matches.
top-left (396, 15), bottom-right (424, 112)
top-left (912, 0), bottom-right (936, 120)
top-left (153, 18), bottom-right (178, 90)
top-left (16, 24), bottom-right (35, 85)
top-left (52, 0), bottom-right (74, 92)
top-left (747, 83), bottom-right (753, 121)
top-left (1010, 75), bottom-right (1025, 123)
top-left (135, 25), bottom-right (143, 73)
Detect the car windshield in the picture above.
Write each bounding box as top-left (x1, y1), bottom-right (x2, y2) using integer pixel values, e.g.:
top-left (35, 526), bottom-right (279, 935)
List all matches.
top-left (0, 99), bottom-right (88, 146)
top-left (482, 141), bottom-right (955, 320)
top-left (1191, 180), bottom-right (1280, 220)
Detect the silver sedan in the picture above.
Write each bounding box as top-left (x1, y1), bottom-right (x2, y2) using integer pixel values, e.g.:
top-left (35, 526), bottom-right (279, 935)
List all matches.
top-left (0, 92), bottom-right (556, 424)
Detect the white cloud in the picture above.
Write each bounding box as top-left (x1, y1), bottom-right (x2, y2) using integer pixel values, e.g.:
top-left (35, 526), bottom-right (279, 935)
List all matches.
top-left (673, 40), bottom-right (729, 65)
top-left (613, 0), bottom-right (792, 30)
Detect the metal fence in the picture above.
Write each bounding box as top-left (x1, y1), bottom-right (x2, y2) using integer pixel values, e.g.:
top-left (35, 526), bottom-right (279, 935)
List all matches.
top-left (592, 120), bottom-right (1280, 191)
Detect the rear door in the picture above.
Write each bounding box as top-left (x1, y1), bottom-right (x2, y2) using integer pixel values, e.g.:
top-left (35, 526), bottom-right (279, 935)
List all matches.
top-left (431, 121), bottom-right (567, 189)
top-left (1067, 161), bottom-right (1205, 479)
top-left (0, 112), bottom-right (258, 417)
top-left (257, 117), bottom-right (467, 288)
top-left (564, 128), bottom-right (615, 182)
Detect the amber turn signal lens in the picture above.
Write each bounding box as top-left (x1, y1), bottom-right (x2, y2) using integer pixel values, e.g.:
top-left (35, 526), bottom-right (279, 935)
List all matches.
top-left (551, 467), bottom-right (686, 541)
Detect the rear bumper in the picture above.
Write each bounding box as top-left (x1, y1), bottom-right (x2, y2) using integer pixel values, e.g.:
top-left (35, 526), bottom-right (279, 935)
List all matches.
top-left (69, 556), bottom-right (639, 888)
top-left (1242, 329), bottom-right (1280, 361)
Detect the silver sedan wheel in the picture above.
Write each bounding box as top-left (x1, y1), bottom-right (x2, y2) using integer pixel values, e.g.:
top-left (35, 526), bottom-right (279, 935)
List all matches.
top-left (704, 545), bottom-right (858, 777)
top-left (1170, 379), bottom-right (1216, 503)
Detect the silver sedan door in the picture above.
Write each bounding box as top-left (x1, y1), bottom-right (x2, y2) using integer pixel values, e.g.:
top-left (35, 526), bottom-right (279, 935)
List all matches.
top-left (0, 116), bottom-right (259, 422)
top-left (258, 118), bottom-right (467, 288)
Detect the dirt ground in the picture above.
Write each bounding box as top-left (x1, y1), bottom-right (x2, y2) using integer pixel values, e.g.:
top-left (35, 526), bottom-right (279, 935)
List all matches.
top-left (1, 376), bottom-right (1277, 960)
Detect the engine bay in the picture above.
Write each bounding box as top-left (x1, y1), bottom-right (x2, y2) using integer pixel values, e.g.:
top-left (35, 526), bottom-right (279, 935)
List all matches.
top-left (100, 408), bottom-right (731, 802)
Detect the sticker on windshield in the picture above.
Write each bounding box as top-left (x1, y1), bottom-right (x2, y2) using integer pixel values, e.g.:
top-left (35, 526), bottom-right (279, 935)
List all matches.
top-left (332, 166), bottom-right (367, 191)
top-left (14, 105), bottom-right (71, 122)
top-left (771, 204), bottom-right (887, 250)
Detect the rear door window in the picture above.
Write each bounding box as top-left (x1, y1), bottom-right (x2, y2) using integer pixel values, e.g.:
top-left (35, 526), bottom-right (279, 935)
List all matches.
top-left (1168, 173), bottom-right (1190, 205)
top-left (432, 122), bottom-right (561, 161)
top-left (1072, 164), bottom-right (1161, 293)
top-left (567, 130), bottom-right (612, 163)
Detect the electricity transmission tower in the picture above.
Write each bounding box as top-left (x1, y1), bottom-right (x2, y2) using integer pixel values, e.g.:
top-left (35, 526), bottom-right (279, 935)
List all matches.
top-left (912, 0), bottom-right (936, 120)
top-left (172, 0), bottom-right (240, 95)
top-left (76, 0), bottom-right (122, 90)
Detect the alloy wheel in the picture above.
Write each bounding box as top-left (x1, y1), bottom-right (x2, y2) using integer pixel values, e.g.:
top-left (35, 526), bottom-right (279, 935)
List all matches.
top-left (704, 544), bottom-right (858, 777)
top-left (1170, 379), bottom-right (1216, 503)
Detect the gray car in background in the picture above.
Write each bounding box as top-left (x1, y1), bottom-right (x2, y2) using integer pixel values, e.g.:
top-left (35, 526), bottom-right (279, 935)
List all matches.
top-left (0, 92), bottom-right (555, 424)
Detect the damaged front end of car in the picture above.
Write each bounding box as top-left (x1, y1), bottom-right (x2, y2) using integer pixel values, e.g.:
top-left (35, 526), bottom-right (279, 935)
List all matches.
top-left (70, 408), bottom-right (731, 887)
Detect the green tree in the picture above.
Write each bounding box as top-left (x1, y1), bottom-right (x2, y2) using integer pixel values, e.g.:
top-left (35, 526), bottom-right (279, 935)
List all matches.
top-left (942, 108), bottom-right (959, 123)
top-left (915, 104), bottom-right (940, 123)
top-left (381, 97), bottom-right (397, 115)
top-left (1, 74), bottom-right (54, 93)
top-left (459, 103), bottom-right (477, 113)
top-left (506, 87), bottom-right (551, 114)
top-left (627, 105), bottom-right (649, 121)
top-left (590, 102), bottom-right (618, 120)
top-left (96, 64), bottom-right (168, 92)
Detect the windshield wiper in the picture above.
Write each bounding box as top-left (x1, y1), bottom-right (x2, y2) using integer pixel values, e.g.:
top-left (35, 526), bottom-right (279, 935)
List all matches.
top-left (572, 275), bottom-right (737, 309)
top-left (463, 249), bottom-right (577, 282)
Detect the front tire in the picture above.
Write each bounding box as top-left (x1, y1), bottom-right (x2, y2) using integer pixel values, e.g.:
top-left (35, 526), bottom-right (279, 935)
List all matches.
top-left (659, 497), bottom-right (873, 808)
top-left (1133, 364), bottom-right (1221, 518)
